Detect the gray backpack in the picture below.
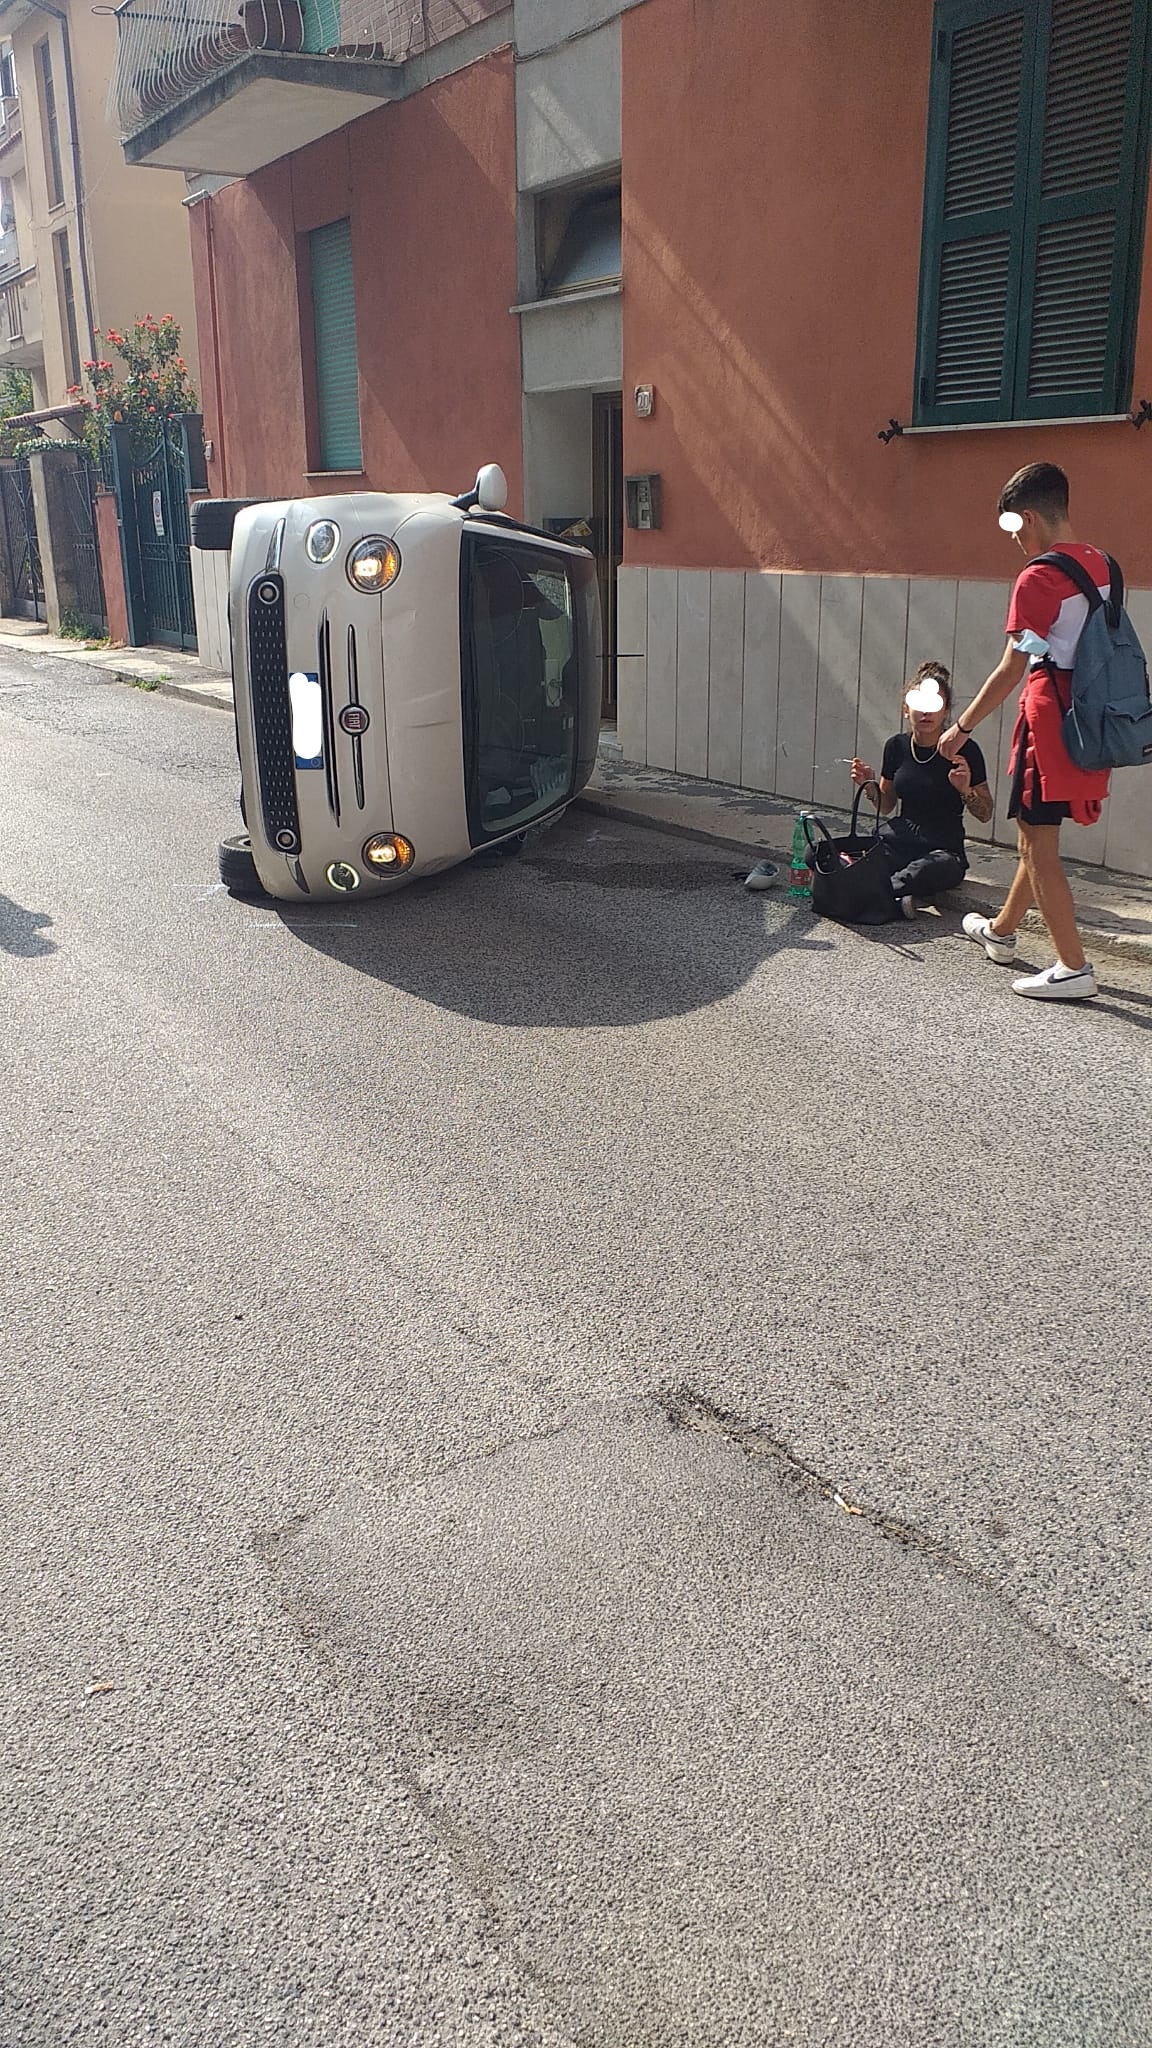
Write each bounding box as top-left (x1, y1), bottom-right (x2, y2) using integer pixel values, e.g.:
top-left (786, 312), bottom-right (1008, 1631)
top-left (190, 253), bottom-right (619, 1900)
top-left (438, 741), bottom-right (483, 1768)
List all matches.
top-left (1035, 551), bottom-right (1152, 772)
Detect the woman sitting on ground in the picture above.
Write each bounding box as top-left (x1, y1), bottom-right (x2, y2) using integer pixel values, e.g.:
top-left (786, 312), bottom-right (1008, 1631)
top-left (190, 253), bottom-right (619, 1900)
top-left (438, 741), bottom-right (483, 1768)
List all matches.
top-left (851, 663), bottom-right (994, 919)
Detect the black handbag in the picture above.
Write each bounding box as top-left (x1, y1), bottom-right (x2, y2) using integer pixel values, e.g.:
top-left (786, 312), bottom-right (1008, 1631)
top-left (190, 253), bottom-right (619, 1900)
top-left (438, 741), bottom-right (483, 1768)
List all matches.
top-left (803, 788), bottom-right (898, 925)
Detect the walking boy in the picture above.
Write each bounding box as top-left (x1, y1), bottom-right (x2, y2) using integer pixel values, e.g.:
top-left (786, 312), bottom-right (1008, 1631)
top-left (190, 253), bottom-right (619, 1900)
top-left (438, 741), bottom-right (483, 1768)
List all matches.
top-left (938, 462), bottom-right (1111, 1001)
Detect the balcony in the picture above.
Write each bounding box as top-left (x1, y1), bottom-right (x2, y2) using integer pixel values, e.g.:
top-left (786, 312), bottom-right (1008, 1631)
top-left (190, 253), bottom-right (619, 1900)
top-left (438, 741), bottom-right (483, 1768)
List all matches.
top-left (0, 265), bottom-right (43, 370)
top-left (112, 0), bottom-right (510, 176)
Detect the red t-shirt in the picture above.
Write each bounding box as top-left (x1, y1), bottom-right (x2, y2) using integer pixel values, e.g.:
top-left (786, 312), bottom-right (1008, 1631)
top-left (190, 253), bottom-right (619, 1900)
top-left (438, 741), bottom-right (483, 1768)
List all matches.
top-left (1005, 544), bottom-right (1112, 820)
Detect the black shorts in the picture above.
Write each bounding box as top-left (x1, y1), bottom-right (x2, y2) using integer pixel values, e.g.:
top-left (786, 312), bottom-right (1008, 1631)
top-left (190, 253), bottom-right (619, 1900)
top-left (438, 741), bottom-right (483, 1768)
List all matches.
top-left (1007, 712), bottom-right (1070, 826)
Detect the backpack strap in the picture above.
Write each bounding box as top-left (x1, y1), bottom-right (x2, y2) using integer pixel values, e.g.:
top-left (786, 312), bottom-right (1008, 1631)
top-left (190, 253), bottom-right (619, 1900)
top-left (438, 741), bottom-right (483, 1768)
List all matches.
top-left (1032, 549), bottom-right (1105, 613)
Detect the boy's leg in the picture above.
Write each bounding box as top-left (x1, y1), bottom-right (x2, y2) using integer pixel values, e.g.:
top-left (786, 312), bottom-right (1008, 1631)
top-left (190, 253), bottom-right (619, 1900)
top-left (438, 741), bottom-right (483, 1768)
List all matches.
top-left (1017, 822), bottom-right (1087, 970)
top-left (989, 839), bottom-right (1035, 935)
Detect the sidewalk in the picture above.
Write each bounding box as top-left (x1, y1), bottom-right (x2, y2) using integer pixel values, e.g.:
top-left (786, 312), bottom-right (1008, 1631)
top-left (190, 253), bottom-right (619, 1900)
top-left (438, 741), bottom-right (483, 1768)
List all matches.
top-left (0, 618), bottom-right (232, 712)
top-left (581, 734), bottom-right (1152, 966)
top-left (7, 617), bottom-right (1150, 964)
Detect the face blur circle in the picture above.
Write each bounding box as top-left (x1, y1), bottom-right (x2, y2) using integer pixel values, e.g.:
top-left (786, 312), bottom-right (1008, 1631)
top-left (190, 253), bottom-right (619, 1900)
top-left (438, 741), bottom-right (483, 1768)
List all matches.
top-left (905, 681), bottom-right (948, 743)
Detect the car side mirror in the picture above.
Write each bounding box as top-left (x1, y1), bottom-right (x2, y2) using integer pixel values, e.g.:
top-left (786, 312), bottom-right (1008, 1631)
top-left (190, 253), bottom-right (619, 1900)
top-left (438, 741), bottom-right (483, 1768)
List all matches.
top-left (452, 463), bottom-right (509, 514)
top-left (476, 464), bottom-right (508, 512)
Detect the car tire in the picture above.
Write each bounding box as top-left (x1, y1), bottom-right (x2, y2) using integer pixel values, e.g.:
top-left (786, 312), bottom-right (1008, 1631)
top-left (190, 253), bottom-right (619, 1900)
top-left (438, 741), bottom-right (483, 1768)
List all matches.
top-left (191, 499), bottom-right (261, 552)
top-left (218, 833), bottom-right (267, 899)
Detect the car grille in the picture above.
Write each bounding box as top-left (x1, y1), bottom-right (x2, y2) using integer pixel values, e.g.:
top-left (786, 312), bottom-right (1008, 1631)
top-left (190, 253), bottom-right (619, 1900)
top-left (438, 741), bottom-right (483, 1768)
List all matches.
top-left (318, 613), bottom-right (340, 824)
top-left (247, 574), bottom-right (300, 854)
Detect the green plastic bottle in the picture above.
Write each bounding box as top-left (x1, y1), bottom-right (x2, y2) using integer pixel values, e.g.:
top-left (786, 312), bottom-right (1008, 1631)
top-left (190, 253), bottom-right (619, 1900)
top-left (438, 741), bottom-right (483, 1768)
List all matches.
top-left (788, 814), bottom-right (812, 897)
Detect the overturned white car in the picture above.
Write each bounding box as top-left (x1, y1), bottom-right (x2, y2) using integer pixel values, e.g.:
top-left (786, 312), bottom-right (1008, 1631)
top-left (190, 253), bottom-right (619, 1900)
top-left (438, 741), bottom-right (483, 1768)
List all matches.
top-left (191, 464), bottom-right (602, 901)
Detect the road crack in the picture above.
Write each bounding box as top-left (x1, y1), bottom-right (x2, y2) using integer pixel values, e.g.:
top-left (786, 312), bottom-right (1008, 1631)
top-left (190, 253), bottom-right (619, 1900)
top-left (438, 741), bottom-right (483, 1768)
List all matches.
top-left (659, 1385), bottom-right (1150, 1714)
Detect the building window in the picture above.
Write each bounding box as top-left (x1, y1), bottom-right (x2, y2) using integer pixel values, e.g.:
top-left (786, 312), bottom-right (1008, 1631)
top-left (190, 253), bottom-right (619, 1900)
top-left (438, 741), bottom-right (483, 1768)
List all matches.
top-left (35, 37), bottom-right (64, 209)
top-left (1, 47), bottom-right (17, 105)
top-left (0, 177), bottom-right (18, 275)
top-left (308, 218), bottom-right (361, 472)
top-left (915, 0), bottom-right (1152, 424)
top-left (54, 229), bottom-right (80, 388)
top-left (537, 182), bottom-right (621, 299)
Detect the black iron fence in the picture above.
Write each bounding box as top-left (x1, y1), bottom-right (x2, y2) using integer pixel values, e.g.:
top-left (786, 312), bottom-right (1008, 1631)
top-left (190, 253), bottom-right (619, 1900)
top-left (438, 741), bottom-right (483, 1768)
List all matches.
top-left (0, 423), bottom-right (200, 652)
top-left (63, 456), bottom-right (108, 636)
top-left (109, 423), bottom-right (198, 652)
top-left (0, 459), bottom-right (45, 622)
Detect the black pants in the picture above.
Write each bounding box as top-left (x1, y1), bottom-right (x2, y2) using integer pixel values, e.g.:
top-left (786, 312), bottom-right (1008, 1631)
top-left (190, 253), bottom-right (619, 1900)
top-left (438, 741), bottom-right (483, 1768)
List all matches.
top-left (887, 846), bottom-right (967, 901)
top-left (880, 820), bottom-right (966, 903)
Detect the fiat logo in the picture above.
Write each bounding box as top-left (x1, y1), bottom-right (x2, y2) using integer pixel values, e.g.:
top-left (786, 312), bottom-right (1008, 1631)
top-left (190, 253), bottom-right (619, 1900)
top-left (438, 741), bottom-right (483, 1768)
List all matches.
top-left (339, 704), bottom-right (370, 735)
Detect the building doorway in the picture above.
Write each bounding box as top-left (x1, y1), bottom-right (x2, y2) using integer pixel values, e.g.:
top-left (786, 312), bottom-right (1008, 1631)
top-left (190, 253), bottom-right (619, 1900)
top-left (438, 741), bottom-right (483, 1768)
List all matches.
top-left (523, 385), bottom-right (623, 722)
top-left (592, 391), bottom-right (623, 719)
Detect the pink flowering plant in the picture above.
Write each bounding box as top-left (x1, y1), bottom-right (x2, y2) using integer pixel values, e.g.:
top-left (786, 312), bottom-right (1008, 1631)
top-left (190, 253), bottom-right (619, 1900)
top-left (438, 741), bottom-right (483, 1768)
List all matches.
top-left (69, 314), bottom-right (198, 464)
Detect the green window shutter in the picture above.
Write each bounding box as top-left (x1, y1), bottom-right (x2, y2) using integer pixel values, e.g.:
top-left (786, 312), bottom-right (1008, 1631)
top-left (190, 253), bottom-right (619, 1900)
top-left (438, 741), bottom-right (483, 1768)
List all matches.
top-left (917, 0), bottom-right (1152, 424)
top-left (1014, 0), bottom-right (1152, 416)
top-left (310, 219), bottom-right (362, 472)
top-left (916, 1), bottom-right (1031, 423)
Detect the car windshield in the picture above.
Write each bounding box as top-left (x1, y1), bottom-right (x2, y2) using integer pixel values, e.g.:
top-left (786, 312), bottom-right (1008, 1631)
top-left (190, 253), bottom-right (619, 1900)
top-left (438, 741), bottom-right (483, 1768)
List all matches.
top-left (462, 536), bottom-right (588, 841)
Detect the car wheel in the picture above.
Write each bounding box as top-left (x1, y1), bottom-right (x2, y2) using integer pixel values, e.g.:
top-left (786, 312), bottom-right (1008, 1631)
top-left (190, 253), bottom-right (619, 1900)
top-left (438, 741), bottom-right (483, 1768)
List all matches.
top-left (191, 499), bottom-right (261, 552)
top-left (218, 834), bottom-right (267, 898)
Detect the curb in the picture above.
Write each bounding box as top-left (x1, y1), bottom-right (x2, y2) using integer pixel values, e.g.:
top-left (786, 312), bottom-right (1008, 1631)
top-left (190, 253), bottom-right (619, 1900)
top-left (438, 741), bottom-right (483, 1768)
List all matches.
top-left (573, 792), bottom-right (1152, 968)
top-left (11, 641), bottom-right (236, 714)
top-left (149, 675), bottom-right (233, 712)
top-left (574, 794), bottom-right (770, 859)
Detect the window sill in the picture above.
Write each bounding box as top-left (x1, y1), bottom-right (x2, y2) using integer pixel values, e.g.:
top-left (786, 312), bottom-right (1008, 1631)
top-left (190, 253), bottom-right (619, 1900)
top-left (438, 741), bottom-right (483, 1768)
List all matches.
top-left (904, 414), bottom-right (1134, 435)
top-left (511, 283), bottom-right (622, 315)
top-left (304, 469), bottom-right (365, 480)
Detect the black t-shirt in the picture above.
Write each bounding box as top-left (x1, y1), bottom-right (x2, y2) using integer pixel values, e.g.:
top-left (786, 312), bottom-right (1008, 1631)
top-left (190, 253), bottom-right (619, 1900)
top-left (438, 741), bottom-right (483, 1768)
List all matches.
top-left (880, 734), bottom-right (987, 855)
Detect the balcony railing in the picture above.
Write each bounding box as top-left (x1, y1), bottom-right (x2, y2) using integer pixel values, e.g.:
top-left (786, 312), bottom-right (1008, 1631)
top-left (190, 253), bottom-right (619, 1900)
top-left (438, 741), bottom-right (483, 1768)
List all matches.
top-left (111, 0), bottom-right (506, 140)
top-left (0, 268), bottom-right (41, 363)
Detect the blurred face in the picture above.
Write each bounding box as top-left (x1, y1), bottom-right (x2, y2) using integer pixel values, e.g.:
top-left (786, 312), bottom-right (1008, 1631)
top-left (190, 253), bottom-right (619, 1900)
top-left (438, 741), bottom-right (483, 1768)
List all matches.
top-left (999, 505), bottom-right (1049, 557)
top-left (905, 680), bottom-right (949, 745)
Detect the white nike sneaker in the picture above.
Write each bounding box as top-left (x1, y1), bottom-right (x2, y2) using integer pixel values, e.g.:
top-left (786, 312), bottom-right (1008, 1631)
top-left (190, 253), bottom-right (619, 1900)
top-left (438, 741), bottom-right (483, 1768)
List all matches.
top-left (962, 911), bottom-right (1017, 965)
top-left (1012, 962), bottom-right (1098, 1001)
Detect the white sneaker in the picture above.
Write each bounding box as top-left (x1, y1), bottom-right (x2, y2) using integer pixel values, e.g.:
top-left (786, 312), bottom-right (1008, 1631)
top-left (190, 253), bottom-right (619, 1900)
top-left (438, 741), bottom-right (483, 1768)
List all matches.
top-left (1012, 962), bottom-right (1098, 1001)
top-left (962, 911), bottom-right (1017, 965)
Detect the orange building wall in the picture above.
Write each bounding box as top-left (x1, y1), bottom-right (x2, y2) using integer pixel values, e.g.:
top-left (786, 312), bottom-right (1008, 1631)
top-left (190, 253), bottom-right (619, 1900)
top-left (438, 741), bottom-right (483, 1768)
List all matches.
top-left (190, 50), bottom-right (522, 509)
top-left (621, 0), bottom-right (1152, 584)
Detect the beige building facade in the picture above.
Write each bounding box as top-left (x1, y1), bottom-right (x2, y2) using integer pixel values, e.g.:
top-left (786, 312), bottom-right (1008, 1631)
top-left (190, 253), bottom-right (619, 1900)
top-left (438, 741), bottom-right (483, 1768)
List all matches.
top-left (0, 0), bottom-right (198, 411)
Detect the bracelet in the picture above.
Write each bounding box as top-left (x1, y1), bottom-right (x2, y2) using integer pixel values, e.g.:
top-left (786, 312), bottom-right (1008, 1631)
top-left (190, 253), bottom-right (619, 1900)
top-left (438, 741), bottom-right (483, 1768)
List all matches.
top-left (957, 719), bottom-right (974, 735)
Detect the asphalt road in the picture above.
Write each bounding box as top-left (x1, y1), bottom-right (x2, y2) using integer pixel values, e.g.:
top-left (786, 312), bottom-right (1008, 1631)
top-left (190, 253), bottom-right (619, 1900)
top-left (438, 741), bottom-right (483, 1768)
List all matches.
top-left (2, 653), bottom-right (1150, 2047)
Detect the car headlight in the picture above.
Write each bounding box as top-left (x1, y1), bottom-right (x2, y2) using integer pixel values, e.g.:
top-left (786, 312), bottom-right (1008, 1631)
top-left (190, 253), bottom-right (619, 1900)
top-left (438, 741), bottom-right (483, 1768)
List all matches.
top-left (363, 833), bottom-right (414, 871)
top-left (305, 519), bottom-right (340, 563)
top-left (347, 537), bottom-right (401, 593)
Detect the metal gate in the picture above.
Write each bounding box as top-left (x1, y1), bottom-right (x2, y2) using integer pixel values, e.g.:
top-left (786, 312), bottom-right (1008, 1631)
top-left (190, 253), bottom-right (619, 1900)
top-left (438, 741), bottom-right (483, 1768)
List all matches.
top-left (128, 432), bottom-right (197, 651)
top-left (62, 457), bottom-right (107, 636)
top-left (0, 459), bottom-right (45, 621)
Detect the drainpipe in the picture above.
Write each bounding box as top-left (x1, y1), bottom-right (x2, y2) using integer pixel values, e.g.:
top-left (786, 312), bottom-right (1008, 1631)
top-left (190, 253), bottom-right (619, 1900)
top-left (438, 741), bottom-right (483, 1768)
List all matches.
top-left (27, 0), bottom-right (97, 362)
top-left (184, 186), bottom-right (229, 494)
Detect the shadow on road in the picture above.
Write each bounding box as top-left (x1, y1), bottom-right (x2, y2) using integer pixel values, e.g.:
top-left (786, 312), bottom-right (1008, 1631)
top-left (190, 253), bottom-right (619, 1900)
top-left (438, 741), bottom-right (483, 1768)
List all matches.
top-left (1087, 984), bottom-right (1152, 1032)
top-left (0, 893), bottom-right (56, 958)
top-left (830, 909), bottom-right (1152, 1026)
top-left (274, 824), bottom-right (834, 1026)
